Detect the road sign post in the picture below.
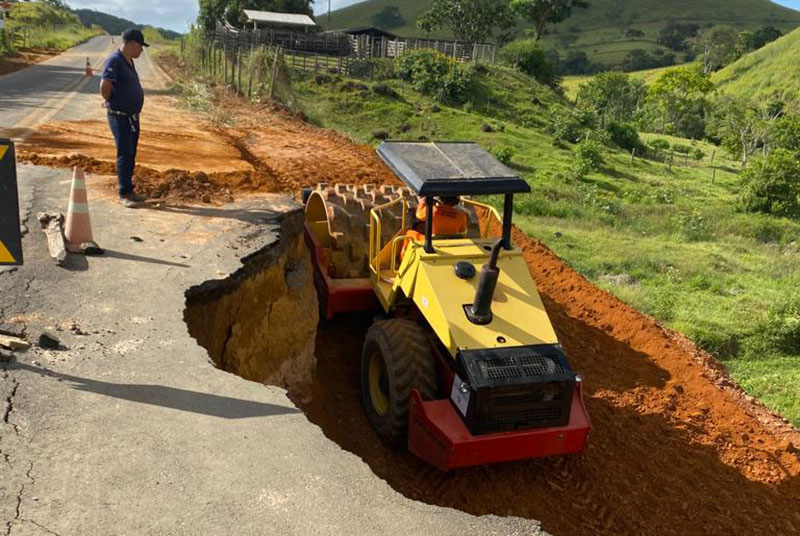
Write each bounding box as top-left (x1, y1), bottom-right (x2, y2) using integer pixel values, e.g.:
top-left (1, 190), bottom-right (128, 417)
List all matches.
top-left (0, 139), bottom-right (23, 266)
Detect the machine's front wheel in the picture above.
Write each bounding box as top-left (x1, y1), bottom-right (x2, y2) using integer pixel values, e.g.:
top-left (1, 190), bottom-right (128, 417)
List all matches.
top-left (360, 318), bottom-right (437, 446)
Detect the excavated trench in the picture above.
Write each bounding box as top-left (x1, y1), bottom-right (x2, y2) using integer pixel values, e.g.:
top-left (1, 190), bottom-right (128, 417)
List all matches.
top-left (184, 211), bottom-right (800, 536)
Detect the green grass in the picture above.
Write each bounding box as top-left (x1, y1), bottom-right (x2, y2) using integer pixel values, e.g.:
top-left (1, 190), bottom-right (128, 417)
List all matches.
top-left (293, 63), bottom-right (800, 425)
top-left (327, 0), bottom-right (800, 67)
top-left (1, 2), bottom-right (104, 54)
top-left (713, 25), bottom-right (800, 101)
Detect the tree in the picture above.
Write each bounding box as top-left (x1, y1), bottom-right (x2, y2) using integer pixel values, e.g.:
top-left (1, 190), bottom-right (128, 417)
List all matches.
top-left (751, 26), bottom-right (782, 49)
top-left (625, 28), bottom-right (645, 39)
top-left (371, 5), bottom-right (405, 29)
top-left (647, 64), bottom-right (714, 138)
top-left (621, 49), bottom-right (675, 72)
top-left (689, 25), bottom-right (740, 74)
top-left (739, 149), bottom-right (800, 218)
top-left (709, 96), bottom-right (781, 167)
top-left (771, 114), bottom-right (800, 152)
top-left (499, 40), bottom-right (558, 85)
top-left (576, 71), bottom-right (646, 126)
top-left (198, 0), bottom-right (312, 32)
top-left (657, 21), bottom-right (699, 51)
top-left (509, 0), bottom-right (589, 42)
top-left (560, 50), bottom-right (598, 75)
top-left (417, 0), bottom-right (515, 43)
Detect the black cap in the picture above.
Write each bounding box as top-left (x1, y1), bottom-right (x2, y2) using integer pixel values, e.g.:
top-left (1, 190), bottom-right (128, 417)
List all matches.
top-left (121, 28), bottom-right (149, 47)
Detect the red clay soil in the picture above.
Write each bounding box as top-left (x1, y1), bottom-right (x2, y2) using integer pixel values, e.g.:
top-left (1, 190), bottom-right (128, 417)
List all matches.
top-left (15, 91), bottom-right (398, 203)
top-left (0, 48), bottom-right (57, 76)
top-left (300, 223), bottom-right (800, 536)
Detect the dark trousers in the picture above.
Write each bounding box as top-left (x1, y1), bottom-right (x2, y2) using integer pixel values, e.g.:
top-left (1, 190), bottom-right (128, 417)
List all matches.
top-left (107, 113), bottom-right (140, 197)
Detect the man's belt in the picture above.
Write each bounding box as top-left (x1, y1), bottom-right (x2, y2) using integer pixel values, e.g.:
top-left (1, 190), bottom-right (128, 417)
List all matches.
top-left (108, 109), bottom-right (140, 121)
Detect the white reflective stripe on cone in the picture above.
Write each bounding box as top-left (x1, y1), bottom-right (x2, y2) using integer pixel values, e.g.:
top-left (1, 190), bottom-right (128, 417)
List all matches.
top-left (68, 202), bottom-right (89, 214)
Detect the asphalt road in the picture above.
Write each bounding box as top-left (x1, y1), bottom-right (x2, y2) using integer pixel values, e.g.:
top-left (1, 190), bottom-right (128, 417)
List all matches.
top-left (0, 35), bottom-right (167, 140)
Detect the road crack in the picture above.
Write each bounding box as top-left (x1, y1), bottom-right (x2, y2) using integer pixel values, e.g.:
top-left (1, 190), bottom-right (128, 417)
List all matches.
top-left (2, 375), bottom-right (20, 436)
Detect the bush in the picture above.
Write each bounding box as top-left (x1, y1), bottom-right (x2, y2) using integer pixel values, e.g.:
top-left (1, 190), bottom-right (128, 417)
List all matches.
top-left (692, 147), bottom-right (706, 161)
top-left (739, 149), bottom-right (800, 218)
top-left (649, 138), bottom-right (671, 153)
top-left (396, 49), bottom-right (473, 104)
top-left (672, 144), bottom-right (692, 155)
top-left (571, 139), bottom-right (604, 178)
top-left (499, 40), bottom-right (558, 86)
top-left (763, 292), bottom-right (800, 354)
top-left (549, 107), bottom-right (597, 144)
top-left (772, 115), bottom-right (800, 152)
top-left (491, 145), bottom-right (515, 165)
top-left (607, 122), bottom-right (644, 152)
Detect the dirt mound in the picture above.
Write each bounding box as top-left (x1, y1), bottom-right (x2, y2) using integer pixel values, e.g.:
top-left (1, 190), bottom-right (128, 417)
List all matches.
top-left (18, 152), bottom-right (258, 204)
top-left (15, 93), bottom-right (398, 203)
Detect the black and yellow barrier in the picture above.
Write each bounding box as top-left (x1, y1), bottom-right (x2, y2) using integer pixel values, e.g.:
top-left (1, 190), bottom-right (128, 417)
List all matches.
top-left (0, 139), bottom-right (23, 266)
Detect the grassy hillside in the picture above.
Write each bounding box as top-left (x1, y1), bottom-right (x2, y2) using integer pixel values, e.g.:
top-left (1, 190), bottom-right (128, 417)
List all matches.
top-left (1, 2), bottom-right (104, 54)
top-left (288, 63), bottom-right (800, 425)
top-left (327, 0), bottom-right (800, 68)
top-left (74, 9), bottom-right (182, 40)
top-left (713, 25), bottom-right (800, 101)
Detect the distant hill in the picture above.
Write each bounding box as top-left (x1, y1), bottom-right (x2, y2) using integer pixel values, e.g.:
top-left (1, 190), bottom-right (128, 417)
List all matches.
top-left (713, 25), bottom-right (800, 101)
top-left (326, 0), bottom-right (800, 67)
top-left (74, 9), bottom-right (182, 40)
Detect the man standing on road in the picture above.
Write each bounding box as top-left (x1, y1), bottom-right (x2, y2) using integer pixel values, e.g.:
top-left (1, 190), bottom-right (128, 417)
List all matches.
top-left (100, 29), bottom-right (148, 208)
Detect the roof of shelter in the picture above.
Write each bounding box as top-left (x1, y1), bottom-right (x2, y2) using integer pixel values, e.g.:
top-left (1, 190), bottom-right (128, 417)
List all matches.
top-left (243, 10), bottom-right (317, 27)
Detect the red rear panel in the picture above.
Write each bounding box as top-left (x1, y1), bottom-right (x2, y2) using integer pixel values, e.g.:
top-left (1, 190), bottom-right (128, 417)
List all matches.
top-left (408, 383), bottom-right (591, 471)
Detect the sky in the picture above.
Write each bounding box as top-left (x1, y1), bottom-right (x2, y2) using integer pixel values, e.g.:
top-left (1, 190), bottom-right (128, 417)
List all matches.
top-left (65, 0), bottom-right (800, 34)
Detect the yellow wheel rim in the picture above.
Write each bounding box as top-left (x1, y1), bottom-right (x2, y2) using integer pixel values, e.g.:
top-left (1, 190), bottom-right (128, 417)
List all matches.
top-left (368, 351), bottom-right (390, 417)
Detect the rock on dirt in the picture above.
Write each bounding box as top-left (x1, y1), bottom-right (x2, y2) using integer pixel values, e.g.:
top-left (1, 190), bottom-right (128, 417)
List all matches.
top-left (37, 331), bottom-right (61, 350)
top-left (0, 335), bottom-right (31, 350)
top-left (0, 323), bottom-right (25, 339)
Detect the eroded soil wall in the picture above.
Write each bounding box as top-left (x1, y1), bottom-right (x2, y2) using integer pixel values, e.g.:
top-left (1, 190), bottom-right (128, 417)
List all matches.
top-left (184, 211), bottom-right (319, 399)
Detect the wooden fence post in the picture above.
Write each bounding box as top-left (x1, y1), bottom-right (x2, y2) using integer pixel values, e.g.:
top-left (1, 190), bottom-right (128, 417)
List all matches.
top-left (630, 148), bottom-right (636, 166)
top-left (237, 46), bottom-right (242, 93)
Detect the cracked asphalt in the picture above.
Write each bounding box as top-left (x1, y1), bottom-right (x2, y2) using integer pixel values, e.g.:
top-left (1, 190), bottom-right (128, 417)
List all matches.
top-left (0, 40), bottom-right (547, 536)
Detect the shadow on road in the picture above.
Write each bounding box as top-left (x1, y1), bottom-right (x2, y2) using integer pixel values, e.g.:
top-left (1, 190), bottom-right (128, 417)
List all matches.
top-left (13, 362), bottom-right (301, 419)
top-left (101, 248), bottom-right (191, 268)
top-left (146, 203), bottom-right (286, 225)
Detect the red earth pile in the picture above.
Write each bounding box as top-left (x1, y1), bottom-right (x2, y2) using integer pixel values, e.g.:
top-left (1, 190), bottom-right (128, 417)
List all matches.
top-left (14, 93), bottom-right (398, 204)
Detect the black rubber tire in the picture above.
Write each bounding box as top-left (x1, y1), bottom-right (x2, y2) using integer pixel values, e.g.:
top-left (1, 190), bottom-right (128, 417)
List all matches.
top-left (360, 318), bottom-right (437, 447)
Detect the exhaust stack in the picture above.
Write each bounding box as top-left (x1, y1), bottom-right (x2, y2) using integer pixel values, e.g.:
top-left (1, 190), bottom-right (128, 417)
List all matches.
top-left (466, 239), bottom-right (504, 325)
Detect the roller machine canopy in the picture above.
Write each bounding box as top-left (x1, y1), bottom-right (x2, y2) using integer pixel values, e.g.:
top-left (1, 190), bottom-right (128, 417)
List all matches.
top-left (376, 142), bottom-right (531, 197)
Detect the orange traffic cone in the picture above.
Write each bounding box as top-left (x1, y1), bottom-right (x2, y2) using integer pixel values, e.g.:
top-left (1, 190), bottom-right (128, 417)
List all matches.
top-left (85, 57), bottom-right (93, 77)
top-left (65, 166), bottom-right (102, 255)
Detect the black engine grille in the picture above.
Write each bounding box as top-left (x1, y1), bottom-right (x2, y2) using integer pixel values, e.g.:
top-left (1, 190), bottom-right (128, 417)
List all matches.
top-left (454, 345), bottom-right (577, 435)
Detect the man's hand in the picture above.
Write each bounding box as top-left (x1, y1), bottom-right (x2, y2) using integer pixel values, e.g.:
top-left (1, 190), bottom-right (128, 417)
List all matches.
top-left (100, 79), bottom-right (113, 102)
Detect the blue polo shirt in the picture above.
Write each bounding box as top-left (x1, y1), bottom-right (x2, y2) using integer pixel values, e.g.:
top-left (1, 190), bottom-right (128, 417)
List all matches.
top-left (101, 50), bottom-right (144, 114)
